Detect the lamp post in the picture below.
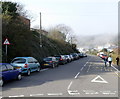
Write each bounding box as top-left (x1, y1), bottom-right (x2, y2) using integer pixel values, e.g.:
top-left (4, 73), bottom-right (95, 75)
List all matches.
top-left (40, 12), bottom-right (42, 47)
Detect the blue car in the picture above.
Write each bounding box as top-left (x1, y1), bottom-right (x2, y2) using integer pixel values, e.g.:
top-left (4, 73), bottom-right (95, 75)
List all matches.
top-left (0, 63), bottom-right (22, 86)
top-left (11, 57), bottom-right (41, 76)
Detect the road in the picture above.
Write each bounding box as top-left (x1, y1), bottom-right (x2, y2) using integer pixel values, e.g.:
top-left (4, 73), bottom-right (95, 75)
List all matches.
top-left (1, 55), bottom-right (119, 98)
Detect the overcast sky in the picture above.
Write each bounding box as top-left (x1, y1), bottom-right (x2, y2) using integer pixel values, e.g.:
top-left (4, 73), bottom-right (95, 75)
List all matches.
top-left (3, 0), bottom-right (119, 36)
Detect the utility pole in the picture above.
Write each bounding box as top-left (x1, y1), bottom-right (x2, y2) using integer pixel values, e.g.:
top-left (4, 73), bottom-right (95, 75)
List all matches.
top-left (40, 12), bottom-right (42, 47)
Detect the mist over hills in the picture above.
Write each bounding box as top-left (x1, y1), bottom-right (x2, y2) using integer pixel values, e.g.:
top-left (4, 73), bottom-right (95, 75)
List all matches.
top-left (76, 33), bottom-right (118, 48)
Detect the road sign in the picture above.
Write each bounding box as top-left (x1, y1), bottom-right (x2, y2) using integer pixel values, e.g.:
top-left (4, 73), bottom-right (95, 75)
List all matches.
top-left (3, 38), bottom-right (10, 62)
top-left (3, 38), bottom-right (10, 45)
top-left (91, 75), bottom-right (108, 83)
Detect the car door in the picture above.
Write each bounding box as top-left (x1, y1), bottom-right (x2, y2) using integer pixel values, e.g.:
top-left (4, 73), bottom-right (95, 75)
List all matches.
top-left (28, 58), bottom-right (35, 72)
top-left (33, 58), bottom-right (40, 69)
top-left (2, 65), bottom-right (11, 81)
top-left (6, 64), bottom-right (18, 79)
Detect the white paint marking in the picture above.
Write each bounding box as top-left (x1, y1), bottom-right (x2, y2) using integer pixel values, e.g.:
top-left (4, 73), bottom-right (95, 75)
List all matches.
top-left (68, 90), bottom-right (80, 95)
top-left (41, 68), bottom-right (49, 72)
top-left (91, 75), bottom-right (108, 83)
top-left (87, 64), bottom-right (91, 72)
top-left (47, 93), bottom-right (63, 96)
top-left (111, 65), bottom-right (120, 72)
top-left (83, 90), bottom-right (99, 95)
top-left (101, 91), bottom-right (116, 95)
top-left (30, 94), bottom-right (44, 96)
top-left (74, 72), bottom-right (80, 79)
top-left (67, 81), bottom-right (73, 90)
top-left (81, 67), bottom-right (84, 71)
top-left (9, 95), bottom-right (24, 98)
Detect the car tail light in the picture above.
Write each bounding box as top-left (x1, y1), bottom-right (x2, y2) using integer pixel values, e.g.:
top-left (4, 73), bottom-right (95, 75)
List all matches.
top-left (60, 58), bottom-right (63, 61)
top-left (24, 64), bottom-right (28, 68)
top-left (49, 61), bottom-right (53, 63)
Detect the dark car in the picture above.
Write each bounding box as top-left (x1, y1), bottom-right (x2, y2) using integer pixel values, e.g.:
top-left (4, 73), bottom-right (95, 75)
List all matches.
top-left (54, 55), bottom-right (67, 65)
top-left (41, 57), bottom-right (59, 68)
top-left (0, 63), bottom-right (22, 86)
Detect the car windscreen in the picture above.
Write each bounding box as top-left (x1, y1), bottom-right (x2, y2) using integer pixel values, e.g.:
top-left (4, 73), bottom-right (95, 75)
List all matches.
top-left (65, 56), bottom-right (68, 58)
top-left (43, 58), bottom-right (52, 61)
top-left (11, 58), bottom-right (26, 63)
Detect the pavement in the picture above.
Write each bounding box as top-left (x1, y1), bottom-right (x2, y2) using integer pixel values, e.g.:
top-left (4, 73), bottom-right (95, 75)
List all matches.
top-left (1, 55), bottom-right (119, 98)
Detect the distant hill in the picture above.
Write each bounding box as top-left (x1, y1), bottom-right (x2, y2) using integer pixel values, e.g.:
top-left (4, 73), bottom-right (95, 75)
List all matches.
top-left (76, 33), bottom-right (118, 48)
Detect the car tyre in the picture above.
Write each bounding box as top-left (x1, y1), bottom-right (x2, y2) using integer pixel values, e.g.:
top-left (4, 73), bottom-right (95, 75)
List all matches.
top-left (52, 64), bottom-right (55, 68)
top-left (27, 69), bottom-right (31, 76)
top-left (17, 74), bottom-right (22, 80)
top-left (36, 67), bottom-right (41, 72)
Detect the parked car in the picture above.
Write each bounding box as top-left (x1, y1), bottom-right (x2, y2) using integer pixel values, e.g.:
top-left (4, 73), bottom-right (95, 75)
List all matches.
top-left (64, 55), bottom-right (71, 62)
top-left (54, 55), bottom-right (67, 65)
top-left (0, 63), bottom-right (22, 86)
top-left (70, 53), bottom-right (79, 60)
top-left (69, 55), bottom-right (74, 61)
top-left (101, 54), bottom-right (108, 59)
top-left (78, 53), bottom-right (84, 58)
top-left (82, 53), bottom-right (87, 57)
top-left (11, 57), bottom-right (41, 76)
top-left (41, 57), bottom-right (59, 68)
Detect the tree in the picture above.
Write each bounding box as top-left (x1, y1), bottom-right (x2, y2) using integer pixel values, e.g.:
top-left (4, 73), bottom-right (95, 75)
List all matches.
top-left (55, 24), bottom-right (74, 42)
top-left (2, 1), bottom-right (19, 17)
top-left (47, 27), bottom-right (66, 42)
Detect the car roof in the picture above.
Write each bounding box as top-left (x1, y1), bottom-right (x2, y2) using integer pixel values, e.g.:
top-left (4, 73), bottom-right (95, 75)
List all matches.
top-left (14, 57), bottom-right (33, 59)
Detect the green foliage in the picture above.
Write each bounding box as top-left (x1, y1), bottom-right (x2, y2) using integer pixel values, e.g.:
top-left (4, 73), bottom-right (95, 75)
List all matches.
top-left (2, 1), bottom-right (78, 63)
top-left (2, 1), bottom-right (19, 17)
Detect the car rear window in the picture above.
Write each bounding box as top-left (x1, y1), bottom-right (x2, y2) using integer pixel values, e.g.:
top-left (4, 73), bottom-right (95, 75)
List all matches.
top-left (11, 58), bottom-right (26, 63)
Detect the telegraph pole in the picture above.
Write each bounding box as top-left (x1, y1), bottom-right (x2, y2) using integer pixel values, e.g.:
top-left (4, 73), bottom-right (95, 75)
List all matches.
top-left (40, 12), bottom-right (42, 47)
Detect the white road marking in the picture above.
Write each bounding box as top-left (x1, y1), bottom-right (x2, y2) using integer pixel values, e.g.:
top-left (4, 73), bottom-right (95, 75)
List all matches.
top-left (83, 90), bottom-right (99, 95)
top-left (91, 75), bottom-right (108, 83)
top-left (87, 64), bottom-right (91, 72)
top-left (30, 94), bottom-right (44, 96)
top-left (41, 68), bottom-right (49, 72)
top-left (81, 67), bottom-right (84, 71)
top-left (67, 81), bottom-right (73, 90)
top-left (111, 65), bottom-right (120, 72)
top-left (74, 72), bottom-right (80, 79)
top-left (100, 91), bottom-right (117, 95)
top-left (68, 90), bottom-right (80, 95)
top-left (47, 93), bottom-right (63, 96)
top-left (9, 95), bottom-right (24, 98)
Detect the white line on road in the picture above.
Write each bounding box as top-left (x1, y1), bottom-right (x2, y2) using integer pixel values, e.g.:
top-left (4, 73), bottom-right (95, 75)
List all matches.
top-left (30, 94), bottom-right (44, 96)
top-left (47, 93), bottom-right (63, 96)
top-left (67, 81), bottom-right (73, 90)
top-left (111, 65), bottom-right (120, 72)
top-left (87, 64), bottom-right (91, 73)
top-left (68, 90), bottom-right (80, 95)
top-left (9, 95), bottom-right (24, 98)
top-left (41, 68), bottom-right (49, 72)
top-left (74, 72), bottom-right (80, 79)
top-left (81, 67), bottom-right (84, 71)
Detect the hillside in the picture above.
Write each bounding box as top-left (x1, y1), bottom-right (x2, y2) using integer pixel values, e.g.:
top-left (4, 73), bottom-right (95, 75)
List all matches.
top-left (2, 16), bottom-right (78, 63)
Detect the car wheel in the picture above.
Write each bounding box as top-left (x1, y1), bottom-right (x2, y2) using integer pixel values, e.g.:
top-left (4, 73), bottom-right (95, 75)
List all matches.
top-left (27, 69), bottom-right (31, 76)
top-left (36, 67), bottom-right (41, 72)
top-left (17, 74), bottom-right (22, 80)
top-left (0, 79), bottom-right (4, 87)
top-left (52, 64), bottom-right (55, 68)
